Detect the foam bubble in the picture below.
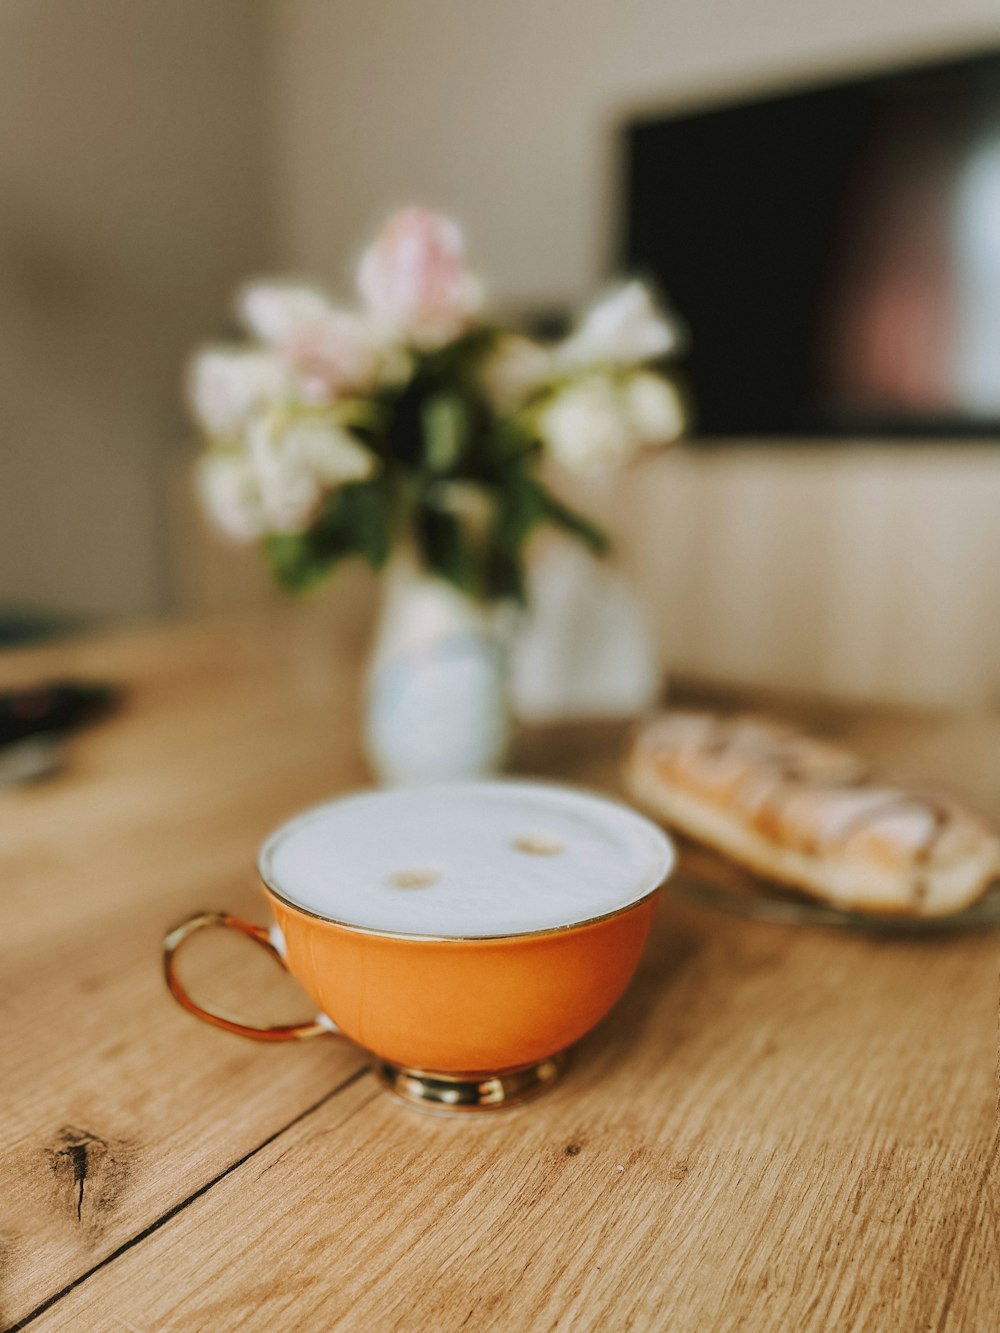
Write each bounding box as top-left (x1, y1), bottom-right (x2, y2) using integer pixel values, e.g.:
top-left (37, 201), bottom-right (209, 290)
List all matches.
top-left (259, 781), bottom-right (673, 938)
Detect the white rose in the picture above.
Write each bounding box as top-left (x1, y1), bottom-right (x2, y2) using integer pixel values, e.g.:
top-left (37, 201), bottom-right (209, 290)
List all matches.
top-left (245, 416), bottom-right (318, 533)
top-left (625, 372), bottom-right (685, 445)
top-left (280, 417), bottom-right (377, 487)
top-left (238, 283), bottom-right (331, 344)
top-left (237, 282), bottom-right (329, 343)
top-left (239, 281), bottom-right (383, 401)
top-left (195, 452), bottom-right (266, 543)
top-left (558, 281), bottom-right (679, 370)
top-left (479, 335), bottom-right (554, 415)
top-left (536, 375), bottom-right (639, 474)
top-left (247, 413), bottom-right (376, 533)
top-left (186, 348), bottom-right (286, 438)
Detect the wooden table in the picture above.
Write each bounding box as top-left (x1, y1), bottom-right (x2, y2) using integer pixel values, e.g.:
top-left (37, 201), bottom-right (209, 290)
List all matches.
top-left (2, 611), bottom-right (997, 1331)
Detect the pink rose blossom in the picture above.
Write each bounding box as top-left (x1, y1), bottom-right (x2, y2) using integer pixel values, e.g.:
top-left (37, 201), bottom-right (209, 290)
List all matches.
top-left (357, 209), bottom-right (483, 350)
top-left (239, 282), bottom-right (382, 402)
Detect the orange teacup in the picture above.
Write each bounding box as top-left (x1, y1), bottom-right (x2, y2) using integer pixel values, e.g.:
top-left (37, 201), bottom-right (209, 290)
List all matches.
top-left (164, 781), bottom-right (674, 1112)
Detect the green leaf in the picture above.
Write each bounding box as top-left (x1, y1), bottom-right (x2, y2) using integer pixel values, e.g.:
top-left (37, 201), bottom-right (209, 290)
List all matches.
top-left (418, 326), bottom-right (499, 383)
top-left (263, 479), bottom-right (394, 592)
top-left (491, 469), bottom-right (548, 551)
top-left (485, 469), bottom-right (610, 601)
top-left (263, 533), bottom-right (337, 593)
top-left (536, 484), bottom-right (610, 556)
top-left (484, 545), bottom-right (528, 604)
top-left (337, 480), bottom-right (392, 570)
top-left (422, 392), bottom-right (470, 473)
top-left (489, 415), bottom-right (538, 466)
top-left (417, 504), bottom-right (480, 595)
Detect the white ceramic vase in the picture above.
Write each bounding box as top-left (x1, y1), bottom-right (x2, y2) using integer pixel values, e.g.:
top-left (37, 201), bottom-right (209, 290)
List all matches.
top-left (365, 554), bottom-right (512, 786)
top-left (510, 534), bottom-right (661, 724)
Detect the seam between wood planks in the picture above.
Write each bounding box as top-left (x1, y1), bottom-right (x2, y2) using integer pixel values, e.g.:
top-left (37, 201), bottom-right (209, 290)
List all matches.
top-left (7, 1065), bottom-right (373, 1333)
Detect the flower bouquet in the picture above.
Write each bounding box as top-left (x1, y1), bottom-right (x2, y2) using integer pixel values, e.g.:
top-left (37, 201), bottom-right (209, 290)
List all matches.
top-left (188, 209), bottom-right (684, 781)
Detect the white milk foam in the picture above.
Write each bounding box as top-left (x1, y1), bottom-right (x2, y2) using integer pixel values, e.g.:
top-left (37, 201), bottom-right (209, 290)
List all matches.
top-left (259, 781), bottom-right (673, 938)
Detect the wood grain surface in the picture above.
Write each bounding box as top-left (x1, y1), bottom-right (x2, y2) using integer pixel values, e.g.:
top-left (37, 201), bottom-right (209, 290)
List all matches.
top-left (1, 611), bottom-right (997, 1331)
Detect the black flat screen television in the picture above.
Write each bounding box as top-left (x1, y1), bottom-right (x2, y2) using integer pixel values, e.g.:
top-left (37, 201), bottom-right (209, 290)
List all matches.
top-left (621, 50), bottom-right (1000, 439)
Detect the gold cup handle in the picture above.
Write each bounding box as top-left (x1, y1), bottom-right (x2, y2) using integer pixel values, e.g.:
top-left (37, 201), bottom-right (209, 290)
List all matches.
top-left (163, 910), bottom-right (336, 1042)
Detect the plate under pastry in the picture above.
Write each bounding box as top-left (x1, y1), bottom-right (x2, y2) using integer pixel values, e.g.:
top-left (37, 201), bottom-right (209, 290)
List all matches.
top-left (666, 839), bottom-right (1000, 933)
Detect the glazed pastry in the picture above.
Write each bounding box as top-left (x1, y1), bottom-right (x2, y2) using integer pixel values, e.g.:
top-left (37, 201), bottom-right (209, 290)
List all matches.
top-left (624, 711), bottom-right (1000, 916)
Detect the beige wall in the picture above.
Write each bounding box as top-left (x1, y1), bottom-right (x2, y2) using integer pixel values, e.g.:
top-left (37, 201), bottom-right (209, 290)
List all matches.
top-left (627, 446), bottom-right (1000, 707)
top-left (0, 0), bottom-right (271, 623)
top-left (268, 0), bottom-right (1000, 303)
top-left (267, 0), bottom-right (1000, 706)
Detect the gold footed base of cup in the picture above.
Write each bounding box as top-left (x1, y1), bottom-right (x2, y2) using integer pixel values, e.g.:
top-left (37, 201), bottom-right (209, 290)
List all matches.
top-left (374, 1052), bottom-right (567, 1114)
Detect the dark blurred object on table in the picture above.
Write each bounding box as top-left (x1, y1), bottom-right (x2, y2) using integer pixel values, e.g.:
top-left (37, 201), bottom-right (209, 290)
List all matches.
top-left (0, 681), bottom-right (121, 787)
